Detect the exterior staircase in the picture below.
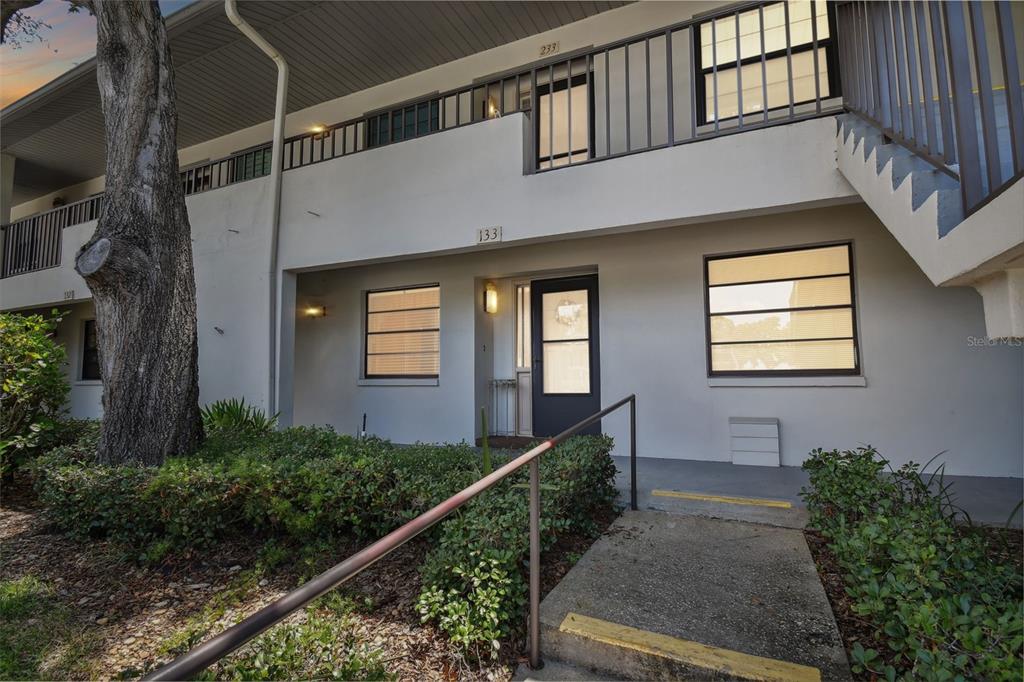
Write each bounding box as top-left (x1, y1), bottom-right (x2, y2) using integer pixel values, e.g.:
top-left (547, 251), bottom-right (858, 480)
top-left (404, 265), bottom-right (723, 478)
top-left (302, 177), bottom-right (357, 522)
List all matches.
top-left (835, 113), bottom-right (1024, 339)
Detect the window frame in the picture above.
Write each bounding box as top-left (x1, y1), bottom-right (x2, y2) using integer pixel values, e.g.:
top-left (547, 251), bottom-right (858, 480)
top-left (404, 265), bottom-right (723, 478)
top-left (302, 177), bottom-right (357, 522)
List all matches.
top-left (703, 241), bottom-right (861, 378)
top-left (535, 71), bottom-right (595, 169)
top-left (81, 318), bottom-right (102, 382)
top-left (693, 1), bottom-right (841, 126)
top-left (363, 283), bottom-right (441, 380)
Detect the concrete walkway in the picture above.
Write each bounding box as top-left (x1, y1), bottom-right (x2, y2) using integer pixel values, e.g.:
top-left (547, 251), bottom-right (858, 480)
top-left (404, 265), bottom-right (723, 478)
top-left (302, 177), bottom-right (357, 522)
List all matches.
top-left (518, 510), bottom-right (851, 681)
top-left (613, 457), bottom-right (1024, 527)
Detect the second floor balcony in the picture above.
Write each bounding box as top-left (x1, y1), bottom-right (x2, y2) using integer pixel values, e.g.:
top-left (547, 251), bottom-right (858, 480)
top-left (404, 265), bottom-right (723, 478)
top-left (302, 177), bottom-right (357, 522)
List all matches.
top-left (2, 0), bottom-right (1022, 284)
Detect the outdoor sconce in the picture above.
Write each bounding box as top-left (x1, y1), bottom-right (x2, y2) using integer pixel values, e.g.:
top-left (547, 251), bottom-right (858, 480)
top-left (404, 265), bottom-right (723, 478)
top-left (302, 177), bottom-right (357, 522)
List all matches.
top-left (484, 282), bottom-right (498, 314)
top-left (304, 305), bottom-right (326, 318)
top-left (309, 124), bottom-right (326, 134)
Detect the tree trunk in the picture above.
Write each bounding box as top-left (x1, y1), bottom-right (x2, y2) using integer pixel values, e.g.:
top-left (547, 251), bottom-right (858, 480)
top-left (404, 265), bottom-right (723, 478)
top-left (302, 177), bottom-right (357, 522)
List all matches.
top-left (76, 0), bottom-right (202, 465)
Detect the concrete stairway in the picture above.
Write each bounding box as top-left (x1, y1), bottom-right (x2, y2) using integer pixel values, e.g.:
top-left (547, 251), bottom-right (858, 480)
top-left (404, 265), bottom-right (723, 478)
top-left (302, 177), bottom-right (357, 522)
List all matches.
top-left (835, 113), bottom-right (1024, 338)
top-left (516, 510), bottom-right (851, 681)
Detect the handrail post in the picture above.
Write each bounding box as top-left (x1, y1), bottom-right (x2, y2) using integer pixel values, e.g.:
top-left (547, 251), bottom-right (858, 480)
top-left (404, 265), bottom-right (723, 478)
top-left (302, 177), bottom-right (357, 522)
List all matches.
top-left (528, 457), bottom-right (542, 669)
top-left (630, 395), bottom-right (637, 511)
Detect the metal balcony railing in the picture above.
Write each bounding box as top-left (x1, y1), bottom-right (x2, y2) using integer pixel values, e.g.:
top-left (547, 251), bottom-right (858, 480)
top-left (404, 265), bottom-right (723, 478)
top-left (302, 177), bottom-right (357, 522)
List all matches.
top-left (2, 0), bottom-right (845, 280)
top-left (144, 395), bottom-right (638, 680)
top-left (837, 0), bottom-right (1023, 217)
top-left (0, 194), bottom-right (103, 278)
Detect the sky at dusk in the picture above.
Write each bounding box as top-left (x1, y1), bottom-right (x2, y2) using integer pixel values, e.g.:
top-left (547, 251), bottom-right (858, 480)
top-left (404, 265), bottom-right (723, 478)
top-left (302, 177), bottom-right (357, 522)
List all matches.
top-left (0, 0), bottom-right (195, 108)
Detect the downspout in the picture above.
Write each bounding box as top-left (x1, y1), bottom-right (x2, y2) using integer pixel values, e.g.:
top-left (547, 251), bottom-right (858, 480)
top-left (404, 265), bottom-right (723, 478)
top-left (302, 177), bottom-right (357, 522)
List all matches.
top-left (224, 0), bottom-right (288, 416)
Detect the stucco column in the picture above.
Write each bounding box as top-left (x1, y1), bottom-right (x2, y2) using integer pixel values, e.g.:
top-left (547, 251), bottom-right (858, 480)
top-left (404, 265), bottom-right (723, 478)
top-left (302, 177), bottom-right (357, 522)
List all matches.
top-left (973, 268), bottom-right (1024, 340)
top-left (275, 269), bottom-right (297, 427)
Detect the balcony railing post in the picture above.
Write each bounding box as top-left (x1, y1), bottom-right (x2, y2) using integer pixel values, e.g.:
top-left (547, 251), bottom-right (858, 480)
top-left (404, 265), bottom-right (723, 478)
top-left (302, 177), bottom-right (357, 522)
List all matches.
top-left (630, 395), bottom-right (637, 511)
top-left (942, 0), bottom-right (985, 210)
top-left (528, 457), bottom-right (542, 670)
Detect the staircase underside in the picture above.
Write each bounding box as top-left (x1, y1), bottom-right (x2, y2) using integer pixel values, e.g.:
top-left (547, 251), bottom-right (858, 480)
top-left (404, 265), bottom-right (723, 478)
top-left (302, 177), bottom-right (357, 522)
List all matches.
top-left (836, 114), bottom-right (1024, 338)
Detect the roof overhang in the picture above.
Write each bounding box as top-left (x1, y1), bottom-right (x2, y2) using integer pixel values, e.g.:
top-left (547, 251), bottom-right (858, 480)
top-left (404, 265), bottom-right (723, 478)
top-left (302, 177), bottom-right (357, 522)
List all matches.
top-left (1, 0), bottom-right (627, 204)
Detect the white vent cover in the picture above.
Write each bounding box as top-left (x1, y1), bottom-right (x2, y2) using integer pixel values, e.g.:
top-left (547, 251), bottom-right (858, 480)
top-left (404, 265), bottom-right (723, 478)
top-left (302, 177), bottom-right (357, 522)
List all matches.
top-left (729, 417), bottom-right (780, 467)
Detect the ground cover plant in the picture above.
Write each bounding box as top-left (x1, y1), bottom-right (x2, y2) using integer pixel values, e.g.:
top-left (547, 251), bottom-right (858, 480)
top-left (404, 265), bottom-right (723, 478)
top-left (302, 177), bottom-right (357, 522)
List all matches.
top-left (801, 447), bottom-right (1023, 681)
top-left (18, 412), bottom-right (618, 676)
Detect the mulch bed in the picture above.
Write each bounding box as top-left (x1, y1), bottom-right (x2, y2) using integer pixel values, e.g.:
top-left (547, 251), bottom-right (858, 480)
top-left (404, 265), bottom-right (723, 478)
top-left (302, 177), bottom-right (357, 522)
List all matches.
top-left (1, 473), bottom-right (618, 681)
top-left (805, 524), bottom-right (1024, 681)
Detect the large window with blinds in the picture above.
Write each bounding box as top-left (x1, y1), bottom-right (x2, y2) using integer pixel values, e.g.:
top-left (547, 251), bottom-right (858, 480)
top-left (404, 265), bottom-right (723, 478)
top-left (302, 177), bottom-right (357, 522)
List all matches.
top-left (705, 243), bottom-right (859, 376)
top-left (365, 285), bottom-right (440, 379)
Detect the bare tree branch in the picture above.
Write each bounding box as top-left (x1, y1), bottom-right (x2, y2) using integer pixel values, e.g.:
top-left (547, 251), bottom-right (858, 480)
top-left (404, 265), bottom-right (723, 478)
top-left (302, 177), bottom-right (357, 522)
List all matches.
top-left (1, 0), bottom-right (46, 46)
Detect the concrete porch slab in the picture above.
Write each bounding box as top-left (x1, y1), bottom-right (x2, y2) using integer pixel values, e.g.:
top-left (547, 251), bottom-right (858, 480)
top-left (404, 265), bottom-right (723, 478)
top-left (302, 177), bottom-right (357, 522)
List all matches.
top-left (535, 510), bottom-right (851, 681)
top-left (613, 456), bottom-right (1024, 528)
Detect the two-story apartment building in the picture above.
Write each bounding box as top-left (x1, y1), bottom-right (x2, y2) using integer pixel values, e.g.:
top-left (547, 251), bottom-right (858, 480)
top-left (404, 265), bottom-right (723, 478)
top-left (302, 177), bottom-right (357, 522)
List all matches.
top-left (2, 0), bottom-right (1022, 477)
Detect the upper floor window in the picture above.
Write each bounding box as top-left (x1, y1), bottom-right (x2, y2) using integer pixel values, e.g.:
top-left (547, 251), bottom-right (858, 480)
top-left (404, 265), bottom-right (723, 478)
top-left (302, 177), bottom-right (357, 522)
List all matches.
top-left (82, 319), bottom-right (101, 381)
top-left (696, 0), bottom-right (837, 123)
top-left (537, 61), bottom-right (592, 169)
top-left (705, 243), bottom-right (859, 375)
top-left (365, 285), bottom-right (440, 378)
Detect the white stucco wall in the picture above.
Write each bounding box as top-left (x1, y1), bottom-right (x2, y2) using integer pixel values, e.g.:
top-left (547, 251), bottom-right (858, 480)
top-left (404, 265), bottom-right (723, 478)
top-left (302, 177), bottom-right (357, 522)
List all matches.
top-left (5, 178), bottom-right (279, 416)
top-left (278, 114), bottom-right (856, 271)
top-left (293, 204), bottom-right (1024, 478)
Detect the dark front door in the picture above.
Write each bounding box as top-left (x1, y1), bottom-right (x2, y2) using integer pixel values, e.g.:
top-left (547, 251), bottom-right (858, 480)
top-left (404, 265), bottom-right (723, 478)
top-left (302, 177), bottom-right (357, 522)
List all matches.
top-left (531, 275), bottom-right (601, 436)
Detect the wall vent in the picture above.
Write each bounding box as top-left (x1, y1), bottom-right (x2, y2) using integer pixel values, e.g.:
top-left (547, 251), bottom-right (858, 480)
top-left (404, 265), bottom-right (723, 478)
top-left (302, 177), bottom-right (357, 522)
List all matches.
top-left (729, 417), bottom-right (780, 467)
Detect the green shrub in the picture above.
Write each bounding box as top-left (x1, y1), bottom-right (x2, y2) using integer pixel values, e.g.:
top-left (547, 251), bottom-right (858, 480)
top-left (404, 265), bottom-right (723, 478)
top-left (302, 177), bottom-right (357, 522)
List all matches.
top-left (0, 311), bottom-right (70, 477)
top-left (28, 425), bottom-right (616, 654)
top-left (199, 610), bottom-right (388, 681)
top-left (31, 427), bottom-right (503, 557)
top-left (201, 398), bottom-right (277, 435)
top-left (418, 435), bottom-right (617, 658)
top-left (802, 447), bottom-right (1023, 681)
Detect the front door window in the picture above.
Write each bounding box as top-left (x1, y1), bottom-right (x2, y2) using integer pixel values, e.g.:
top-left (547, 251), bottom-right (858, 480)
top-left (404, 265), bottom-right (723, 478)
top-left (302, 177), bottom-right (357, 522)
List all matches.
top-left (541, 289), bottom-right (591, 394)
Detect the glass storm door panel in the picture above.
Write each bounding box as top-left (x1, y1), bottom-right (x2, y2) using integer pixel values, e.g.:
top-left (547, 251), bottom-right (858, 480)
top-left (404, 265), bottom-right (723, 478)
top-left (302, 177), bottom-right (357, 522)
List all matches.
top-left (531, 275), bottom-right (601, 437)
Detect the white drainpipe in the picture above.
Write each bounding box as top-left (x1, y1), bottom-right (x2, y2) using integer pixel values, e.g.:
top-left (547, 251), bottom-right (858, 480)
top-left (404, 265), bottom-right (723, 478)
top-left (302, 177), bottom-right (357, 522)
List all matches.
top-left (224, 0), bottom-right (288, 416)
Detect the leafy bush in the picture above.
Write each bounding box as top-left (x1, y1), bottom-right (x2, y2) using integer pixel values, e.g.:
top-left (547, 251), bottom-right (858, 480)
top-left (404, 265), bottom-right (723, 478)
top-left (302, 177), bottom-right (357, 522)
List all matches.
top-left (201, 398), bottom-right (277, 434)
top-left (0, 311), bottom-right (69, 477)
top-left (418, 436), bottom-right (617, 658)
top-left (198, 610), bottom-right (388, 681)
top-left (802, 447), bottom-right (1023, 681)
top-left (29, 425), bottom-right (617, 654)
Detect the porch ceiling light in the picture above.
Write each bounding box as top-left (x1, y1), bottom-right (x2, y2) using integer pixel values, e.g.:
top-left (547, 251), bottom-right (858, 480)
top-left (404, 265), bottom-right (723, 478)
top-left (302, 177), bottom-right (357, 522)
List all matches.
top-left (484, 282), bottom-right (498, 314)
top-left (304, 305), bottom-right (326, 318)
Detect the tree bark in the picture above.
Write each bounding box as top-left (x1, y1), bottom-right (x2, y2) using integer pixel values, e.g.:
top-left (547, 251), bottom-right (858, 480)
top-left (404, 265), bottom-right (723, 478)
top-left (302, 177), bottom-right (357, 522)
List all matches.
top-left (76, 0), bottom-right (202, 465)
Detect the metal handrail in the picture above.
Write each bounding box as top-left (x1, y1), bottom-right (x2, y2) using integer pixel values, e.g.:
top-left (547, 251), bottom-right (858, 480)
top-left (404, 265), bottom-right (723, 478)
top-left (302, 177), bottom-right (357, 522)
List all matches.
top-left (145, 395), bottom-right (638, 680)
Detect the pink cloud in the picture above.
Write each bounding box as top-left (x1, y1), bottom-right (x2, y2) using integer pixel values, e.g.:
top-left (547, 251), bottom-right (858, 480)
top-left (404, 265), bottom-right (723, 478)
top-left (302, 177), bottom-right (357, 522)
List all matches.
top-left (0, 0), bottom-right (97, 108)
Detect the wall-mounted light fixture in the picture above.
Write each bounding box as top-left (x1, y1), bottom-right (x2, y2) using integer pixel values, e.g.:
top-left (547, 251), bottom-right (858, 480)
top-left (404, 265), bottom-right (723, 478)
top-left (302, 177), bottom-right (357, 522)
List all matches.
top-left (483, 282), bottom-right (498, 314)
top-left (304, 305), bottom-right (326, 318)
top-left (309, 124), bottom-right (326, 134)
top-left (487, 97), bottom-right (500, 119)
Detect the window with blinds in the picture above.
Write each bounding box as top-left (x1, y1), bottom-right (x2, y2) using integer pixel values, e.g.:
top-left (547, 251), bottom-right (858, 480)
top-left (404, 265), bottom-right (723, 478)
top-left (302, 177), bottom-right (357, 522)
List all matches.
top-left (365, 285), bottom-right (440, 378)
top-left (705, 243), bottom-right (859, 375)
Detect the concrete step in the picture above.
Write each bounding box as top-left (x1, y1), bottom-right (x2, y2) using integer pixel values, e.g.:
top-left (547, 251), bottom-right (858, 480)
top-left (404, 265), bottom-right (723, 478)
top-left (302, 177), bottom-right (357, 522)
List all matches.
top-left (538, 510), bottom-right (851, 681)
top-left (641, 489), bottom-right (809, 529)
top-left (545, 612), bottom-right (822, 681)
top-left (513, 659), bottom-right (619, 681)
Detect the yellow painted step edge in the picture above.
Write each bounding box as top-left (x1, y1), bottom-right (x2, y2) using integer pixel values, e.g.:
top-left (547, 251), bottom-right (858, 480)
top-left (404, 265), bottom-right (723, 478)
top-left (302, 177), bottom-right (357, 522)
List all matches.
top-left (559, 612), bottom-right (820, 682)
top-left (651, 489), bottom-right (793, 509)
